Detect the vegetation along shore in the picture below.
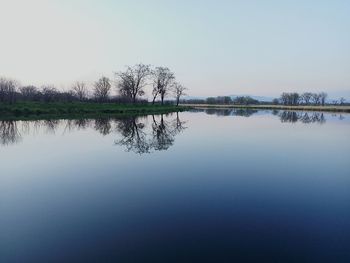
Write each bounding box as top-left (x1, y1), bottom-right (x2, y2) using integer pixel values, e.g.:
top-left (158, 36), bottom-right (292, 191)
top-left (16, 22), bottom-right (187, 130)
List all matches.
top-left (0, 102), bottom-right (189, 120)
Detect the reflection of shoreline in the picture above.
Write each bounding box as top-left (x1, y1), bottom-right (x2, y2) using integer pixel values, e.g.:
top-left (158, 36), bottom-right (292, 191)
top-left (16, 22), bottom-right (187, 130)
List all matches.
top-left (192, 108), bottom-right (258, 117)
top-left (1, 110), bottom-right (346, 147)
top-left (197, 108), bottom-right (346, 124)
top-left (0, 113), bottom-right (187, 154)
top-left (184, 104), bottom-right (350, 113)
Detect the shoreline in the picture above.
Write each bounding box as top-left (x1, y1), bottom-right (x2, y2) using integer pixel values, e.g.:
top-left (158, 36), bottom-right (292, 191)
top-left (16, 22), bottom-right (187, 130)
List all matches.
top-left (0, 102), bottom-right (189, 120)
top-left (182, 104), bottom-right (350, 113)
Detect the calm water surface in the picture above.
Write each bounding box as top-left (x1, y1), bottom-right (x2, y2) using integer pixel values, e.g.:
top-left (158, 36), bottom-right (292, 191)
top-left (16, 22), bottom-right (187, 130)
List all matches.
top-left (1, 110), bottom-right (349, 263)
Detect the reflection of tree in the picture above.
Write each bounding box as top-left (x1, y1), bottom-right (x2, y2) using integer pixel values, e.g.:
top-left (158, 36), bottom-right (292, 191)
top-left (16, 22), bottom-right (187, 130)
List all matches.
top-left (94, 118), bottom-right (112, 135)
top-left (0, 121), bottom-right (22, 145)
top-left (280, 111), bottom-right (299, 123)
top-left (151, 114), bottom-right (175, 151)
top-left (115, 113), bottom-right (187, 154)
top-left (151, 112), bottom-right (187, 151)
top-left (205, 109), bottom-right (221, 115)
top-left (233, 108), bottom-right (258, 117)
top-left (200, 109), bottom-right (329, 123)
top-left (279, 111), bottom-right (326, 124)
top-left (115, 117), bottom-right (150, 154)
top-left (44, 119), bottom-right (60, 133)
top-left (203, 108), bottom-right (258, 117)
top-left (21, 121), bottom-right (30, 135)
top-left (1, 113), bottom-right (187, 151)
top-left (204, 108), bottom-right (236, 116)
top-left (28, 119), bottom-right (60, 134)
top-left (201, 108), bottom-right (328, 123)
top-left (272, 109), bottom-right (280, 116)
top-left (64, 119), bottom-right (93, 133)
top-left (74, 119), bottom-right (91, 129)
top-left (172, 112), bottom-right (187, 134)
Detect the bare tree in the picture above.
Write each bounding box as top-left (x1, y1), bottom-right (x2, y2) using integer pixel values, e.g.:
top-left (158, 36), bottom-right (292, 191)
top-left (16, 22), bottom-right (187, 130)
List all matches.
top-left (72, 81), bottom-right (88, 101)
top-left (291, 93), bottom-right (300, 105)
top-left (94, 76), bottom-right (111, 103)
top-left (311, 93), bottom-right (321, 105)
top-left (280, 93), bottom-right (288, 105)
top-left (151, 67), bottom-right (175, 105)
top-left (41, 85), bottom-right (58, 102)
top-left (19, 86), bottom-right (39, 101)
top-left (339, 97), bottom-right (346, 105)
top-left (301, 92), bottom-right (312, 105)
top-left (116, 64), bottom-right (151, 103)
top-left (0, 78), bottom-right (18, 103)
top-left (319, 92), bottom-right (327, 106)
top-left (173, 82), bottom-right (187, 106)
top-left (280, 92), bottom-right (300, 105)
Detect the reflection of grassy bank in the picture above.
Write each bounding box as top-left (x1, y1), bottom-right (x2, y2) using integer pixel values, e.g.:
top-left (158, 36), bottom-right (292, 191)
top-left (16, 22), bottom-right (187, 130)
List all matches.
top-left (183, 104), bottom-right (350, 113)
top-left (0, 102), bottom-right (189, 120)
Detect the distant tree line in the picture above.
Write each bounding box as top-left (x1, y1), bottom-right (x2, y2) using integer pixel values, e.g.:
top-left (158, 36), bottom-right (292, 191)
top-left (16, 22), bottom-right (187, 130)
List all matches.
top-left (0, 64), bottom-right (187, 105)
top-left (183, 96), bottom-right (259, 105)
top-left (183, 93), bottom-right (347, 106)
top-left (273, 92), bottom-right (347, 106)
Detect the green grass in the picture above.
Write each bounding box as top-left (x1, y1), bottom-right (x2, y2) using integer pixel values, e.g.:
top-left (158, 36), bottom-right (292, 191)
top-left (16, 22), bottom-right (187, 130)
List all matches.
top-left (0, 102), bottom-right (190, 120)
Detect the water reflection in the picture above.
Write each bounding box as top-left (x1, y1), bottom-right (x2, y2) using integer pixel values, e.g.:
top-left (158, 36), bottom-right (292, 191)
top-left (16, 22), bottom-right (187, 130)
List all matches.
top-left (0, 110), bottom-right (347, 148)
top-left (195, 108), bottom-right (339, 124)
top-left (115, 113), bottom-right (186, 154)
top-left (0, 120), bottom-right (22, 145)
top-left (43, 119), bottom-right (60, 133)
top-left (278, 111), bottom-right (326, 124)
top-left (0, 113), bottom-right (187, 153)
top-left (202, 108), bottom-right (258, 117)
top-left (94, 118), bottom-right (112, 135)
top-left (114, 116), bottom-right (149, 154)
top-left (1, 110), bottom-right (349, 263)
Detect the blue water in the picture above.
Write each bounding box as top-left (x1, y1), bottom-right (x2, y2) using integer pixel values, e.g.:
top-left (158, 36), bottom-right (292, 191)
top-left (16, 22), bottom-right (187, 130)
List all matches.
top-left (1, 110), bottom-right (349, 262)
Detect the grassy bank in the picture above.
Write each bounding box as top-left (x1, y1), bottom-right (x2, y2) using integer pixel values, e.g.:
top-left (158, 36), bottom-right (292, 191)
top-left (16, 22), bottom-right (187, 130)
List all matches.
top-left (0, 102), bottom-right (189, 120)
top-left (183, 104), bottom-right (350, 113)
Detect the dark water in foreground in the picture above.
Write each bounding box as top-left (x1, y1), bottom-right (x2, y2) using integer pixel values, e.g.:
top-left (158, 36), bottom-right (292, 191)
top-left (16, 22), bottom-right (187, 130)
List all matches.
top-left (1, 110), bottom-right (349, 263)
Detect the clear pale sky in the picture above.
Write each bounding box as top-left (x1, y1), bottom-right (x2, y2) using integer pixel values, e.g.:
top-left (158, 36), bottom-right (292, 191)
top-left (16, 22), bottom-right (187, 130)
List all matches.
top-left (1, 0), bottom-right (349, 98)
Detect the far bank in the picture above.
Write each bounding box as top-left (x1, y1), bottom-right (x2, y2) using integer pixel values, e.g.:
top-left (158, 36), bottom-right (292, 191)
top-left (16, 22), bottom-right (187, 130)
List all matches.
top-left (182, 104), bottom-right (350, 113)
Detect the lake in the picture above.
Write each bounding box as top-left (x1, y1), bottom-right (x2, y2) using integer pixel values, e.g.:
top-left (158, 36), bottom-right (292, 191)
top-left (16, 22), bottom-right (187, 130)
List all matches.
top-left (1, 109), bottom-right (349, 263)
